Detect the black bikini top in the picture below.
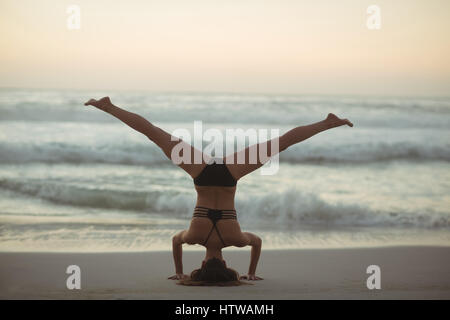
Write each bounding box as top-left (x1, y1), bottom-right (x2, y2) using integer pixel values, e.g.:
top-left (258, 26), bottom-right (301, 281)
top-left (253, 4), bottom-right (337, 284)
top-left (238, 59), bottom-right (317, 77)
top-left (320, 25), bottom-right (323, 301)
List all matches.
top-left (193, 160), bottom-right (237, 187)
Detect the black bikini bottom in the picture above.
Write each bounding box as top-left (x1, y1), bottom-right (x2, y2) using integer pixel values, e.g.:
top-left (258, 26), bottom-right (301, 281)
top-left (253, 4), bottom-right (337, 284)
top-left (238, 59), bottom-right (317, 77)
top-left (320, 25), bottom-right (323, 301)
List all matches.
top-left (192, 206), bottom-right (237, 246)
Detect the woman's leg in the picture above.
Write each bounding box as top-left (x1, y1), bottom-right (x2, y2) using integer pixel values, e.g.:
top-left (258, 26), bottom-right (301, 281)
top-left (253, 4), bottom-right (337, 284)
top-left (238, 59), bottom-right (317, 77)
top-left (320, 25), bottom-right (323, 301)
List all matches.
top-left (84, 97), bottom-right (207, 178)
top-left (226, 113), bottom-right (353, 180)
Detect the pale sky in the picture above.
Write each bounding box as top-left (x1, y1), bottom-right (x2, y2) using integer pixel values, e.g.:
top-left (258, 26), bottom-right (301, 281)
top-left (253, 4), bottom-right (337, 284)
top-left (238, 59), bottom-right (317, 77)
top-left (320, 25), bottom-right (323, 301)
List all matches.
top-left (1, 0), bottom-right (449, 95)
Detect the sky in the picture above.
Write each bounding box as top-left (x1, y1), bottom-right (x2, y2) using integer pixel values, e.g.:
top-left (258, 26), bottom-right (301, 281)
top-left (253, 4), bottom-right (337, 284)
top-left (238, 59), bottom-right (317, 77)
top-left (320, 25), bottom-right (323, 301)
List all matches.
top-left (0, 0), bottom-right (449, 96)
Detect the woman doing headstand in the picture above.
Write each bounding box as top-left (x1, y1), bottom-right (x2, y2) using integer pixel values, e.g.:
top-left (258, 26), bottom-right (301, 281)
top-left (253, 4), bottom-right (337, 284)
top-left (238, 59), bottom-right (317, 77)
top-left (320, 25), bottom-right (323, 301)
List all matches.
top-left (84, 96), bottom-right (353, 285)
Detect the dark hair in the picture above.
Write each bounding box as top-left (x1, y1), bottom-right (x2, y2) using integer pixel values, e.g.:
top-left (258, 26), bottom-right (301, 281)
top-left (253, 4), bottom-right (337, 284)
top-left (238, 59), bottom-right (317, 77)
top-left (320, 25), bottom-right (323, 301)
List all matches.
top-left (178, 257), bottom-right (247, 287)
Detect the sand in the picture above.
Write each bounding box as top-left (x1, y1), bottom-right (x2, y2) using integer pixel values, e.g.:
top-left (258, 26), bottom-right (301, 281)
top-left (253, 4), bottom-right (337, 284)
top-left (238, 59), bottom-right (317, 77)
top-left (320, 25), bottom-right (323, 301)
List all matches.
top-left (1, 246), bottom-right (450, 299)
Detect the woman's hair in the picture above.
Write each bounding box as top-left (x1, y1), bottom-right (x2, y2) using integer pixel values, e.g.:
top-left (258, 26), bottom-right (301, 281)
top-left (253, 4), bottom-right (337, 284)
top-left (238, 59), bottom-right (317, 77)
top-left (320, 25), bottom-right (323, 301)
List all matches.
top-left (177, 257), bottom-right (248, 287)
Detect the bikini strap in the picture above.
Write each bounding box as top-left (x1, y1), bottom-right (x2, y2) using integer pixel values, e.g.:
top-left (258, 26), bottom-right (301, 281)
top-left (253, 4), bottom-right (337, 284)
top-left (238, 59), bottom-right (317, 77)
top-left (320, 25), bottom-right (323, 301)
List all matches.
top-left (213, 224), bottom-right (226, 247)
top-left (202, 225), bottom-right (216, 246)
top-left (202, 223), bottom-right (226, 247)
top-left (202, 209), bottom-right (227, 247)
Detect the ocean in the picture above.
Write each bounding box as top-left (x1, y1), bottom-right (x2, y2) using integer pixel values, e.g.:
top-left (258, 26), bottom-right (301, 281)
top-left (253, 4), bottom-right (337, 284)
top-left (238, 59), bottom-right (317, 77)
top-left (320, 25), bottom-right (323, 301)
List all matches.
top-left (0, 88), bottom-right (449, 252)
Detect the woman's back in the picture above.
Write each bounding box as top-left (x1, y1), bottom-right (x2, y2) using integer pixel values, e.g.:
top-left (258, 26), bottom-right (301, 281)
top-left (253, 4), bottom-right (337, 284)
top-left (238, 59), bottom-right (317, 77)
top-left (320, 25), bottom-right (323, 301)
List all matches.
top-left (185, 185), bottom-right (246, 248)
top-left (194, 185), bottom-right (236, 210)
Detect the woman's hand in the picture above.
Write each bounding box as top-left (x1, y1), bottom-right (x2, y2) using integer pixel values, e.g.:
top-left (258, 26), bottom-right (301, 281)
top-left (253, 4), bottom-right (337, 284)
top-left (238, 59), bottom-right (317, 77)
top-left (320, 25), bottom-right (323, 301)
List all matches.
top-left (168, 274), bottom-right (189, 280)
top-left (240, 274), bottom-right (263, 281)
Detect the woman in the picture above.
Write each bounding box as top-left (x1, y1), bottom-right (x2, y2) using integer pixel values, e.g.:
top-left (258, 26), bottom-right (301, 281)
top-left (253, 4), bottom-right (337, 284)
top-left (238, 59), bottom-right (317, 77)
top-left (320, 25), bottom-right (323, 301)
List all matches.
top-left (84, 97), bottom-right (353, 285)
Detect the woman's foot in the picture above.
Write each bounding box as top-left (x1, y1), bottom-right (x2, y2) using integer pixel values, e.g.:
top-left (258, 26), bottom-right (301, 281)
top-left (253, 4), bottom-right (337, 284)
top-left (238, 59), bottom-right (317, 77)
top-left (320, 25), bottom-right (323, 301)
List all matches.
top-left (324, 113), bottom-right (353, 128)
top-left (84, 96), bottom-right (112, 112)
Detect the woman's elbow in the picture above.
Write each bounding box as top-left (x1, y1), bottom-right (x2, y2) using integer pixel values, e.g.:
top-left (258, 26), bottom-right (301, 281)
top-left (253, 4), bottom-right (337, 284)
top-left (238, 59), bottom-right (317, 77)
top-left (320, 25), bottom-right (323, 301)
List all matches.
top-left (172, 234), bottom-right (181, 246)
top-left (255, 236), bottom-right (262, 247)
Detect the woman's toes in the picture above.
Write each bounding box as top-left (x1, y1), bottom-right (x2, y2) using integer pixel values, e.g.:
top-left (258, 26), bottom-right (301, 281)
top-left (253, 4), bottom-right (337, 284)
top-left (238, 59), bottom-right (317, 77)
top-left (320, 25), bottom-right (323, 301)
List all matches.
top-left (326, 113), bottom-right (338, 121)
top-left (84, 99), bottom-right (96, 106)
top-left (99, 96), bottom-right (111, 104)
top-left (344, 119), bottom-right (353, 127)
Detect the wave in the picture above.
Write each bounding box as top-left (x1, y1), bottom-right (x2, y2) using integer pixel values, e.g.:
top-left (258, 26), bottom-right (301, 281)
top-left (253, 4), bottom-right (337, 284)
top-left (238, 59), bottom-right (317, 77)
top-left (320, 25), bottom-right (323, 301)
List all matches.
top-left (0, 178), bottom-right (195, 213)
top-left (236, 190), bottom-right (450, 229)
top-left (0, 139), bottom-right (448, 165)
top-left (1, 178), bottom-right (448, 229)
top-left (0, 140), bottom-right (168, 166)
top-left (1, 90), bottom-right (449, 128)
top-left (281, 141), bottom-right (450, 163)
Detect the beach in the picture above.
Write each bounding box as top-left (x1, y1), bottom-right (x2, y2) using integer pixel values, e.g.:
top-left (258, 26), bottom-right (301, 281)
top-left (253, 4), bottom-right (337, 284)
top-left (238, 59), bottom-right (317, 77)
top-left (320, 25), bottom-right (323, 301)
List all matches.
top-left (2, 0), bottom-right (450, 303)
top-left (1, 246), bottom-right (450, 299)
top-left (1, 90), bottom-right (449, 300)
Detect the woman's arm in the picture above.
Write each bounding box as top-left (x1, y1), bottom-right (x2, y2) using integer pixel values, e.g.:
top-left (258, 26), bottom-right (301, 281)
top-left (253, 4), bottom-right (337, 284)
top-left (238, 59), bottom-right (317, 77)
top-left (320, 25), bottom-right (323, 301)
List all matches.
top-left (168, 230), bottom-right (189, 280)
top-left (240, 232), bottom-right (263, 280)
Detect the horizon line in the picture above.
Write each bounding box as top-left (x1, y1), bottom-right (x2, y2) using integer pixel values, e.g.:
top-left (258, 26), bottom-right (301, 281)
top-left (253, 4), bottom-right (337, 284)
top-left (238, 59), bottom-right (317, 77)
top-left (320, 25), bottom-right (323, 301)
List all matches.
top-left (1, 86), bottom-right (449, 100)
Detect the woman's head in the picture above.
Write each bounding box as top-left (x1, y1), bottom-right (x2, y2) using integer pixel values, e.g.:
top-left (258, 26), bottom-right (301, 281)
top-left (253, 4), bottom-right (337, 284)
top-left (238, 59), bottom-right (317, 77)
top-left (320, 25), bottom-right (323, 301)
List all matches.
top-left (178, 257), bottom-right (244, 286)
